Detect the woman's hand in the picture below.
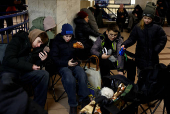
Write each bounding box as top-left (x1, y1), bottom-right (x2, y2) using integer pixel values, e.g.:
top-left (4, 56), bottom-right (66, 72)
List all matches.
top-left (68, 58), bottom-right (78, 67)
top-left (121, 45), bottom-right (126, 50)
top-left (39, 51), bottom-right (48, 61)
top-left (102, 53), bottom-right (111, 59)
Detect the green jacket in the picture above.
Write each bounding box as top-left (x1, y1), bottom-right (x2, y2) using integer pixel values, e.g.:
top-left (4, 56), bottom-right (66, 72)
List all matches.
top-left (29, 17), bottom-right (55, 45)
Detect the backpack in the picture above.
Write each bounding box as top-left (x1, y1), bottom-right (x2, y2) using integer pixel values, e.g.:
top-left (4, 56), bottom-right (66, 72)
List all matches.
top-left (136, 63), bottom-right (169, 102)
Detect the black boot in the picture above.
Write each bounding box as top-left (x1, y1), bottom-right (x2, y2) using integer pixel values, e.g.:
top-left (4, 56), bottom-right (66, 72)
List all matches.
top-left (81, 97), bottom-right (91, 109)
top-left (69, 106), bottom-right (77, 114)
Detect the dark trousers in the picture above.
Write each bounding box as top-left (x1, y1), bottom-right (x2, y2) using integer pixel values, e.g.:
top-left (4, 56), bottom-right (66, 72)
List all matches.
top-left (0, 70), bottom-right (49, 108)
top-left (99, 58), bottom-right (116, 78)
top-left (59, 66), bottom-right (90, 107)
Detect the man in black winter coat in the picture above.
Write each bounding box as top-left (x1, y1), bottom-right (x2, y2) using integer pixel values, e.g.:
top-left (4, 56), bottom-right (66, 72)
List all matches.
top-left (74, 11), bottom-right (101, 60)
top-left (0, 29), bottom-right (49, 108)
top-left (50, 23), bottom-right (90, 114)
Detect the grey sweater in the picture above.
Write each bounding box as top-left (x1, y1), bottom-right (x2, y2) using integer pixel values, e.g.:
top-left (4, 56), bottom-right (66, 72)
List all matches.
top-left (91, 33), bottom-right (124, 71)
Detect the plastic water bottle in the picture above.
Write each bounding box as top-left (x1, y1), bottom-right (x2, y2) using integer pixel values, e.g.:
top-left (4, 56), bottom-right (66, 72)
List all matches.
top-left (119, 48), bottom-right (125, 56)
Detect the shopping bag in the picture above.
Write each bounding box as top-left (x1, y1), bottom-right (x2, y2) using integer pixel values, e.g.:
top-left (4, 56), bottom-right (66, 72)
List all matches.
top-left (84, 55), bottom-right (101, 89)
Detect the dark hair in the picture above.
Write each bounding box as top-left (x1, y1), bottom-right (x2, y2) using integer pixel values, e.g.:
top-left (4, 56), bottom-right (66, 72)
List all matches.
top-left (37, 32), bottom-right (49, 45)
top-left (88, 7), bottom-right (95, 13)
top-left (107, 23), bottom-right (120, 32)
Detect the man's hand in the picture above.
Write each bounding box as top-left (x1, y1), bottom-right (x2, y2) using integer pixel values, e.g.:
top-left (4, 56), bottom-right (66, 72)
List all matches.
top-left (118, 71), bottom-right (124, 75)
top-left (102, 53), bottom-right (111, 59)
top-left (68, 58), bottom-right (78, 67)
top-left (32, 64), bottom-right (40, 70)
top-left (39, 51), bottom-right (48, 61)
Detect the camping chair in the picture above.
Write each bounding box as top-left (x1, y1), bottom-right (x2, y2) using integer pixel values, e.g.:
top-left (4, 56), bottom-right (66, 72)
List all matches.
top-left (93, 65), bottom-right (168, 114)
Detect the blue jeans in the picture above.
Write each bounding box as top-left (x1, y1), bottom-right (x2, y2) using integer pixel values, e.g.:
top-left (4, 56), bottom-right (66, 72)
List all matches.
top-left (59, 66), bottom-right (90, 107)
top-left (0, 70), bottom-right (49, 108)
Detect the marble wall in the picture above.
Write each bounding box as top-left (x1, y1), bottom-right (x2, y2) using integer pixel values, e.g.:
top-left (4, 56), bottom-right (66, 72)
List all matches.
top-left (28, 0), bottom-right (80, 34)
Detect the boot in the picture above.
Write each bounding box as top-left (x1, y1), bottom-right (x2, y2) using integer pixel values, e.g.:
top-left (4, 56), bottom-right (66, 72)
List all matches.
top-left (69, 106), bottom-right (77, 114)
top-left (81, 97), bottom-right (91, 109)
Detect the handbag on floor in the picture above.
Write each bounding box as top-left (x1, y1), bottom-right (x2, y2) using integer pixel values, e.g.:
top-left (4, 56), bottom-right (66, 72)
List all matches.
top-left (84, 55), bottom-right (101, 89)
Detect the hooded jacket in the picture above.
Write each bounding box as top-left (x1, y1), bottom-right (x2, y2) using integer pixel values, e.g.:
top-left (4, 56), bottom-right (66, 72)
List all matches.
top-left (74, 17), bottom-right (101, 49)
top-left (29, 17), bottom-right (55, 45)
top-left (122, 23), bottom-right (167, 69)
top-left (91, 32), bottom-right (124, 71)
top-left (0, 30), bottom-right (47, 74)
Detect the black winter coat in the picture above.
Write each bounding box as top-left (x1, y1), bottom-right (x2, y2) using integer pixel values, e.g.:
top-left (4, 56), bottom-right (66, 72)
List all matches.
top-left (0, 31), bottom-right (45, 74)
top-left (74, 17), bottom-right (101, 49)
top-left (49, 33), bottom-right (78, 71)
top-left (122, 23), bottom-right (167, 69)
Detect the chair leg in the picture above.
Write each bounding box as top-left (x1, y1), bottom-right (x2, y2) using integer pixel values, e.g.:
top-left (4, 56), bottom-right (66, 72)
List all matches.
top-left (50, 74), bottom-right (66, 102)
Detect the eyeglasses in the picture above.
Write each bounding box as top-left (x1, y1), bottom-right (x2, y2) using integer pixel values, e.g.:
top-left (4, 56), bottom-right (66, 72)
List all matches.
top-left (109, 34), bottom-right (118, 37)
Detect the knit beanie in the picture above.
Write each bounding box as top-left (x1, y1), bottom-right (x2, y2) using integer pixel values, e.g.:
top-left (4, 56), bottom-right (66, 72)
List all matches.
top-left (143, 2), bottom-right (156, 19)
top-left (77, 11), bottom-right (88, 19)
top-left (61, 23), bottom-right (73, 35)
top-left (43, 16), bottom-right (56, 31)
top-left (28, 29), bottom-right (48, 44)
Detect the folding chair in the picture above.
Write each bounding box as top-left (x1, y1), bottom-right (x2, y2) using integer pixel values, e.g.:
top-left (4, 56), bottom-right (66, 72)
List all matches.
top-left (45, 59), bottom-right (66, 102)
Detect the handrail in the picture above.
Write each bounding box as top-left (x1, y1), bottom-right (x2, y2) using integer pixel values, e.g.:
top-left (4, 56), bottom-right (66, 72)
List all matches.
top-left (0, 10), bottom-right (29, 43)
top-left (0, 10), bottom-right (28, 19)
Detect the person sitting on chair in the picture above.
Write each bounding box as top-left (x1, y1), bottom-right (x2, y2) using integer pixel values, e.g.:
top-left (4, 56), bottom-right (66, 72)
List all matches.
top-left (0, 29), bottom-right (49, 108)
top-left (49, 23), bottom-right (90, 114)
top-left (74, 11), bottom-right (101, 60)
top-left (91, 23), bottom-right (124, 80)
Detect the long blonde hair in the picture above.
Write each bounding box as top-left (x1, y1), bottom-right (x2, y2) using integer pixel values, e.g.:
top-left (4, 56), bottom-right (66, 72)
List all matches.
top-left (138, 18), bottom-right (145, 30)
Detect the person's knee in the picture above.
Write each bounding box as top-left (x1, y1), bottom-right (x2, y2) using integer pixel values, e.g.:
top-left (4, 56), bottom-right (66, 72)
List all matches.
top-left (35, 70), bottom-right (49, 84)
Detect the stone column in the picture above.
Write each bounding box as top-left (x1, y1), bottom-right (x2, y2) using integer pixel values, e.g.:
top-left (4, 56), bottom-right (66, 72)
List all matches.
top-left (28, 0), bottom-right (80, 34)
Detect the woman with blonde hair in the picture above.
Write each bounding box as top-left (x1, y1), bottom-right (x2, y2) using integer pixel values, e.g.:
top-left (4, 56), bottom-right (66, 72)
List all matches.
top-left (121, 2), bottom-right (167, 72)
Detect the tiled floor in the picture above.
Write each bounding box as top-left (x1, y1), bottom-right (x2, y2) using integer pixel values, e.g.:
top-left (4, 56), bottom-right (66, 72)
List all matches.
top-left (46, 26), bottom-right (170, 114)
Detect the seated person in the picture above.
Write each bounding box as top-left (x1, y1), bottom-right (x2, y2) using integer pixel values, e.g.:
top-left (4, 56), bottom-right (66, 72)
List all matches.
top-left (74, 11), bottom-right (101, 60)
top-left (127, 5), bottom-right (143, 32)
top-left (0, 29), bottom-right (49, 108)
top-left (116, 4), bottom-right (128, 32)
top-left (49, 23), bottom-right (90, 114)
top-left (81, 7), bottom-right (99, 32)
top-left (30, 16), bottom-right (56, 52)
top-left (91, 24), bottom-right (124, 80)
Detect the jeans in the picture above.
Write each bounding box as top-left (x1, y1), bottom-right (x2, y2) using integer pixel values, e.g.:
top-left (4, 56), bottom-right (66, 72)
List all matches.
top-left (0, 70), bottom-right (49, 108)
top-left (59, 66), bottom-right (90, 107)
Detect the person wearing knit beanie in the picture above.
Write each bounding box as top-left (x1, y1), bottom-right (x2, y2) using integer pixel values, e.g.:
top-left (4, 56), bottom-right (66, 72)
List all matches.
top-left (43, 16), bottom-right (56, 31)
top-left (61, 23), bottom-right (74, 36)
top-left (50, 23), bottom-right (89, 114)
top-left (143, 2), bottom-right (156, 19)
top-left (77, 11), bottom-right (88, 19)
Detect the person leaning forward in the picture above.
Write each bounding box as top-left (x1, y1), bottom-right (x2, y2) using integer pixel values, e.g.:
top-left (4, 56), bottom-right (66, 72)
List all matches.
top-left (0, 29), bottom-right (49, 108)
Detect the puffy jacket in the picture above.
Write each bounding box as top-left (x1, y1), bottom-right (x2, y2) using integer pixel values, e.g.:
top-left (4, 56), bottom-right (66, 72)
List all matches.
top-left (91, 32), bottom-right (124, 71)
top-left (74, 17), bottom-right (101, 49)
top-left (80, 8), bottom-right (99, 32)
top-left (29, 17), bottom-right (55, 45)
top-left (122, 23), bottom-right (167, 69)
top-left (0, 31), bottom-right (46, 74)
top-left (49, 33), bottom-right (79, 70)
